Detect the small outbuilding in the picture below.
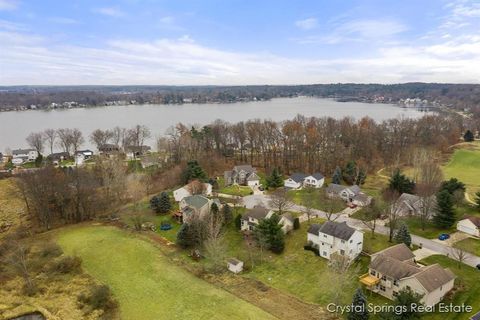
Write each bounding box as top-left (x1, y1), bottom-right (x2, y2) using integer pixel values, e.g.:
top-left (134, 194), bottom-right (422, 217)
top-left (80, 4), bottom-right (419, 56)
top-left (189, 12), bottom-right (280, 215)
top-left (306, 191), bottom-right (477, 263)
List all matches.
top-left (227, 258), bottom-right (244, 274)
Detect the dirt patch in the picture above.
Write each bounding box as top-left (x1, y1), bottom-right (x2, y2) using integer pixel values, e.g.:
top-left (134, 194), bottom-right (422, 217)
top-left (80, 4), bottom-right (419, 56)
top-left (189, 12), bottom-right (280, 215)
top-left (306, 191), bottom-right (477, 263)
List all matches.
top-left (203, 274), bottom-right (335, 320)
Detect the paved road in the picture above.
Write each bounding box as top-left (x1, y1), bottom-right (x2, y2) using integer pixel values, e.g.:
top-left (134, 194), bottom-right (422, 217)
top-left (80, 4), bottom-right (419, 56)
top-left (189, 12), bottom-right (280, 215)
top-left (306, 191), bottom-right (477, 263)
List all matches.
top-left (242, 194), bottom-right (480, 268)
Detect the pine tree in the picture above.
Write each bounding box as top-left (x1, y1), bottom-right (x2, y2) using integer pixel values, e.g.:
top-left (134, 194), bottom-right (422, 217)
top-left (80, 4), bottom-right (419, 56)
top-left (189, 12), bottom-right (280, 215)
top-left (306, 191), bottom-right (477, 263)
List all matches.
top-left (394, 223), bottom-right (412, 247)
top-left (293, 217), bottom-right (300, 230)
top-left (150, 195), bottom-right (161, 213)
top-left (222, 204), bottom-right (233, 223)
top-left (158, 192), bottom-right (172, 214)
top-left (234, 213), bottom-right (242, 230)
top-left (464, 130), bottom-right (475, 142)
top-left (355, 168), bottom-right (367, 186)
top-left (266, 167), bottom-right (283, 188)
top-left (182, 160), bottom-right (208, 184)
top-left (433, 190), bottom-right (456, 228)
top-left (332, 166), bottom-right (342, 184)
top-left (347, 288), bottom-right (369, 320)
top-left (343, 161), bottom-right (357, 185)
top-left (254, 214), bottom-right (285, 254)
top-left (388, 169), bottom-right (415, 194)
top-left (177, 223), bottom-right (194, 248)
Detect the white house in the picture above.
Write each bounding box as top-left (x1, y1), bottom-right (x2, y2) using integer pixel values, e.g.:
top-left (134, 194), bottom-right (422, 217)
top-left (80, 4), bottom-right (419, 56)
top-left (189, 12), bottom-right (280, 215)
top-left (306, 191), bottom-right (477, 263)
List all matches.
top-left (307, 221), bottom-right (363, 261)
top-left (173, 183), bottom-right (213, 202)
top-left (326, 184), bottom-right (372, 206)
top-left (457, 216), bottom-right (480, 237)
top-left (74, 150), bottom-right (94, 166)
top-left (227, 258), bottom-right (244, 274)
top-left (360, 244), bottom-right (456, 307)
top-left (12, 149), bottom-right (38, 165)
top-left (240, 206), bottom-right (294, 233)
top-left (284, 172), bottom-right (324, 189)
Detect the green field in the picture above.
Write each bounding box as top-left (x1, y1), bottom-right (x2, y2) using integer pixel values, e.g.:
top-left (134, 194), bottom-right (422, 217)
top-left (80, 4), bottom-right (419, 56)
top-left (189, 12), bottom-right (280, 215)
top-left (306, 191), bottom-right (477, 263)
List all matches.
top-left (453, 237), bottom-right (480, 256)
top-left (57, 226), bottom-right (275, 320)
top-left (288, 188), bottom-right (346, 212)
top-left (443, 148), bottom-right (480, 198)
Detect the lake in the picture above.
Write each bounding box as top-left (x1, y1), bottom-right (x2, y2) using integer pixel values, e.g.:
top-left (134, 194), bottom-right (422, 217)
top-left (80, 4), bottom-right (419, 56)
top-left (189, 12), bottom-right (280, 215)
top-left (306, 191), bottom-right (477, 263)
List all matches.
top-left (0, 97), bottom-right (431, 152)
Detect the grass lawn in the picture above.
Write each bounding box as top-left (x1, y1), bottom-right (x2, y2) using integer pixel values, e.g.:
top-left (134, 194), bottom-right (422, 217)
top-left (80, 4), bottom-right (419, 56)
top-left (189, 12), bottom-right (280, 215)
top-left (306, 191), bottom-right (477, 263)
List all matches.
top-left (362, 233), bottom-right (395, 254)
top-left (57, 226), bottom-right (275, 320)
top-left (420, 255), bottom-right (480, 320)
top-left (453, 237), bottom-right (480, 256)
top-left (443, 148), bottom-right (480, 198)
top-left (288, 188), bottom-right (346, 212)
top-left (401, 216), bottom-right (456, 239)
top-left (218, 184), bottom-right (253, 197)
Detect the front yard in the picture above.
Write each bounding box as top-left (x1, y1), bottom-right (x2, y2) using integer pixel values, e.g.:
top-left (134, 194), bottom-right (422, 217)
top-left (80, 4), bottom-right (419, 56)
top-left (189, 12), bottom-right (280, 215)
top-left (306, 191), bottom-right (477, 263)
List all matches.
top-left (216, 177), bottom-right (253, 196)
top-left (453, 237), bottom-right (480, 256)
top-left (288, 188), bottom-right (346, 213)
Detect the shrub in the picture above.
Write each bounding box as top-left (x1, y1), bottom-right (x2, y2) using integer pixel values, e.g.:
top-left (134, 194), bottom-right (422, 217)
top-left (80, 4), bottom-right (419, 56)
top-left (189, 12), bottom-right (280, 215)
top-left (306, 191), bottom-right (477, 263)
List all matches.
top-left (40, 242), bottom-right (63, 258)
top-left (51, 256), bottom-right (82, 274)
top-left (293, 217), bottom-right (300, 230)
top-left (78, 284), bottom-right (117, 312)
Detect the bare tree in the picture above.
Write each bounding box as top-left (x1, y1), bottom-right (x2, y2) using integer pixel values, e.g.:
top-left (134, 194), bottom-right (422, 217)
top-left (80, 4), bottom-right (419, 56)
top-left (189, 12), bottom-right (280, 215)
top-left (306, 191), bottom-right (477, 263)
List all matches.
top-left (324, 194), bottom-right (343, 221)
top-left (26, 132), bottom-right (44, 154)
top-left (70, 128), bottom-right (85, 154)
top-left (416, 156), bottom-right (443, 230)
top-left (451, 247), bottom-right (469, 268)
top-left (325, 253), bottom-right (360, 308)
top-left (361, 199), bottom-right (383, 238)
top-left (383, 189), bottom-right (402, 242)
top-left (127, 124), bottom-right (151, 147)
top-left (186, 180), bottom-right (207, 195)
top-left (4, 241), bottom-right (35, 295)
top-left (43, 129), bottom-right (56, 155)
top-left (57, 128), bottom-right (73, 155)
top-left (90, 129), bottom-right (113, 150)
top-left (269, 188), bottom-right (293, 215)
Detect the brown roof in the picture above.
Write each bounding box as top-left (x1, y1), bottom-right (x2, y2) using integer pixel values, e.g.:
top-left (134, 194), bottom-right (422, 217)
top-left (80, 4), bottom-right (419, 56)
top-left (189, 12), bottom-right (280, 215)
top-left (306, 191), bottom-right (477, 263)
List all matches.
top-left (414, 264), bottom-right (456, 292)
top-left (370, 254), bottom-right (421, 279)
top-left (373, 244), bottom-right (415, 261)
top-left (466, 216), bottom-right (480, 227)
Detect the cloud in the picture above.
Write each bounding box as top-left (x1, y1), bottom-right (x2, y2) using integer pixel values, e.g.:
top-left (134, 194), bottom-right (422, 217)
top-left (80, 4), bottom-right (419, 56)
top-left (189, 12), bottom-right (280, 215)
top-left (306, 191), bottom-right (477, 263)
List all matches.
top-left (48, 17), bottom-right (79, 25)
top-left (0, 0), bottom-right (18, 11)
top-left (295, 18), bottom-right (318, 30)
top-left (93, 7), bottom-right (125, 18)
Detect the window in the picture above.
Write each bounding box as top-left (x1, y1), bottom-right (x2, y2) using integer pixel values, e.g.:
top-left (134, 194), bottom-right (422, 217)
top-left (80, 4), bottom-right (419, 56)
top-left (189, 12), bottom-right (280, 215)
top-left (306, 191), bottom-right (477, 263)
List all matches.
top-left (341, 240), bottom-right (345, 244)
top-left (440, 286), bottom-right (443, 291)
top-left (350, 240), bottom-right (353, 243)
top-left (370, 270), bottom-right (376, 276)
top-left (322, 251), bottom-right (327, 256)
top-left (323, 234), bottom-right (327, 238)
top-left (393, 280), bottom-right (399, 287)
top-left (340, 250), bottom-right (345, 255)
top-left (393, 291), bottom-right (398, 297)
top-left (406, 286), bottom-right (411, 290)
top-left (381, 275), bottom-right (387, 281)
top-left (380, 285), bottom-right (386, 292)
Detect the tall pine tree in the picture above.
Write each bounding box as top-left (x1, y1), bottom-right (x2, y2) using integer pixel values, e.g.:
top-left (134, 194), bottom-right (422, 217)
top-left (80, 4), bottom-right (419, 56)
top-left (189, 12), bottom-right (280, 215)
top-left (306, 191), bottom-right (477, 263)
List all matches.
top-left (158, 192), bottom-right (172, 214)
top-left (464, 130), bottom-right (475, 142)
top-left (388, 169), bottom-right (415, 194)
top-left (254, 214), bottom-right (285, 254)
top-left (347, 288), bottom-right (369, 320)
top-left (266, 167), bottom-right (283, 188)
top-left (182, 160), bottom-right (208, 184)
top-left (343, 161), bottom-right (357, 185)
top-left (332, 166), bottom-right (342, 184)
top-left (394, 223), bottom-right (412, 247)
top-left (433, 190), bottom-right (456, 228)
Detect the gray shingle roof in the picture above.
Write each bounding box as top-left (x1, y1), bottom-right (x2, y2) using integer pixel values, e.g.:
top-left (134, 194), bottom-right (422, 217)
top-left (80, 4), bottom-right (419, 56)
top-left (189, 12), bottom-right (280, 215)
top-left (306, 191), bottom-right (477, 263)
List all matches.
top-left (12, 148), bottom-right (36, 155)
top-left (289, 172), bottom-right (307, 183)
top-left (318, 221), bottom-right (356, 240)
top-left (370, 254), bottom-right (421, 279)
top-left (311, 172), bottom-right (324, 180)
top-left (234, 165), bottom-right (255, 173)
top-left (466, 216), bottom-right (480, 227)
top-left (307, 223), bottom-right (322, 235)
top-left (183, 195), bottom-right (209, 210)
top-left (243, 206), bottom-right (271, 220)
top-left (374, 243), bottom-right (415, 261)
top-left (415, 264), bottom-right (456, 292)
top-left (326, 183), bottom-right (347, 194)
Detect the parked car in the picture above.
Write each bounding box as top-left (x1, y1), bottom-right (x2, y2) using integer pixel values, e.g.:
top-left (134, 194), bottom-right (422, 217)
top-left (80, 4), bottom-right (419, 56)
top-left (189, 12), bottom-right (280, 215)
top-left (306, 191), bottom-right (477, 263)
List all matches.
top-left (438, 233), bottom-right (450, 241)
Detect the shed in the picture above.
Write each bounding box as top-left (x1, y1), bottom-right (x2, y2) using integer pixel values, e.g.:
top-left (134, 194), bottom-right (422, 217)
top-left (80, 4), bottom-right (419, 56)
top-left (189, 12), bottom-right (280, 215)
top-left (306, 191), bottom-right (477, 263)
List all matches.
top-left (227, 258), bottom-right (244, 274)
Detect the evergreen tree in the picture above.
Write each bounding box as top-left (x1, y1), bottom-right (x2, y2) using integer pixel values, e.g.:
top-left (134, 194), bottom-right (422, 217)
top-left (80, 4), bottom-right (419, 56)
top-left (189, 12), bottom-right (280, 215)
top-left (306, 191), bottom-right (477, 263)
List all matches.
top-left (347, 288), bottom-right (369, 320)
top-left (343, 161), bottom-right (357, 185)
top-left (440, 178), bottom-right (466, 195)
top-left (383, 288), bottom-right (424, 320)
top-left (158, 192), bottom-right (172, 214)
top-left (433, 190), bottom-right (456, 228)
top-left (293, 217), bottom-right (300, 230)
top-left (210, 202), bottom-right (219, 216)
top-left (266, 167), bottom-right (283, 188)
top-left (177, 223), bottom-right (194, 248)
top-left (332, 166), bottom-right (342, 184)
top-left (222, 204), bottom-right (233, 223)
top-left (475, 191), bottom-right (480, 210)
top-left (394, 223), bottom-right (412, 247)
top-left (234, 213), bottom-right (242, 230)
top-left (388, 169), bottom-right (415, 194)
top-left (35, 154), bottom-right (43, 167)
top-left (464, 130), bottom-right (475, 142)
top-left (149, 195), bottom-right (161, 213)
top-left (182, 160), bottom-right (207, 184)
top-left (254, 214), bottom-right (285, 254)
top-left (355, 168), bottom-right (367, 186)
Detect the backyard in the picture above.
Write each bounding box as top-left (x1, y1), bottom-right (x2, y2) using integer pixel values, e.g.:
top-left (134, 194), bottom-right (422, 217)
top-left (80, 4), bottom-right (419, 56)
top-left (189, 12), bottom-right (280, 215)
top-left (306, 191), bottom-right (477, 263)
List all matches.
top-left (57, 226), bottom-right (276, 320)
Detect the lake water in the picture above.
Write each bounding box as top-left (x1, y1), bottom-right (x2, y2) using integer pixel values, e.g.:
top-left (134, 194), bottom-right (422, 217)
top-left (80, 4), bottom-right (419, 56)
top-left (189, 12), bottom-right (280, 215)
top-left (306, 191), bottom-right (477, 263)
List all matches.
top-left (0, 97), bottom-right (431, 152)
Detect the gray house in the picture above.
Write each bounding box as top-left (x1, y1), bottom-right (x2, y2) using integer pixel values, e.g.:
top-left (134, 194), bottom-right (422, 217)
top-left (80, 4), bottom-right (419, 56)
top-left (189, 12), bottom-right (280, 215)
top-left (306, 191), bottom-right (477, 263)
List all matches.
top-left (396, 193), bottom-right (436, 218)
top-left (224, 164), bottom-right (260, 187)
top-left (326, 184), bottom-right (372, 206)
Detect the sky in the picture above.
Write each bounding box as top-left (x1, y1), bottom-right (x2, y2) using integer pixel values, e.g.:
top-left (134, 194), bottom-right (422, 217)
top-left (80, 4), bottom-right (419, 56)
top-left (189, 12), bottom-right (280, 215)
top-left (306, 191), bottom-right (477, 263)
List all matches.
top-left (0, 0), bottom-right (480, 85)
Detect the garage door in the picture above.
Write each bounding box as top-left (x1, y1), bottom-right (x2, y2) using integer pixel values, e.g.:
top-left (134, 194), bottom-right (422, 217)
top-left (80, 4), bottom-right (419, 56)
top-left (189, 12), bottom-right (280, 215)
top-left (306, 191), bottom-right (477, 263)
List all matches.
top-left (458, 224), bottom-right (476, 235)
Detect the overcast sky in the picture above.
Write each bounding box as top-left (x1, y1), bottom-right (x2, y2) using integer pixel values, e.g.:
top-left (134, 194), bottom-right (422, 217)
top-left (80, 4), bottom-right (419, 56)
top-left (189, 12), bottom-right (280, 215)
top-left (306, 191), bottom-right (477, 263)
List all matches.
top-left (1, 0), bottom-right (480, 85)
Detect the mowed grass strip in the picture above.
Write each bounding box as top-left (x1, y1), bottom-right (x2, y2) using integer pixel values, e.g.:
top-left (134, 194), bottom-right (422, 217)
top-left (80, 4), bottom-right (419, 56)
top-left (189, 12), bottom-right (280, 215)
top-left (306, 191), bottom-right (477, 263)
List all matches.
top-left (443, 148), bottom-right (480, 197)
top-left (57, 226), bottom-right (276, 320)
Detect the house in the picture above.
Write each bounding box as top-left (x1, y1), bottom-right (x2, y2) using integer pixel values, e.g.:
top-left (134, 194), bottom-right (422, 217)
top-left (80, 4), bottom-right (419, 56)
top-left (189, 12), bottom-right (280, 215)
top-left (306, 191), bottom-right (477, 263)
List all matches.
top-left (98, 144), bottom-right (120, 155)
top-left (240, 206), bottom-right (294, 233)
top-left (284, 172), bottom-right (325, 189)
top-left (457, 216), bottom-right (480, 237)
top-left (307, 221), bottom-right (363, 261)
top-left (47, 152), bottom-right (70, 164)
top-left (75, 150), bottom-right (94, 165)
top-left (12, 149), bottom-right (38, 165)
top-left (360, 244), bottom-right (456, 307)
top-left (126, 145), bottom-right (151, 160)
top-left (227, 258), bottom-right (244, 274)
top-left (179, 195), bottom-right (221, 222)
top-left (326, 184), bottom-right (372, 206)
top-left (224, 165), bottom-right (260, 187)
top-left (396, 193), bottom-right (436, 218)
top-left (173, 183), bottom-right (213, 202)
